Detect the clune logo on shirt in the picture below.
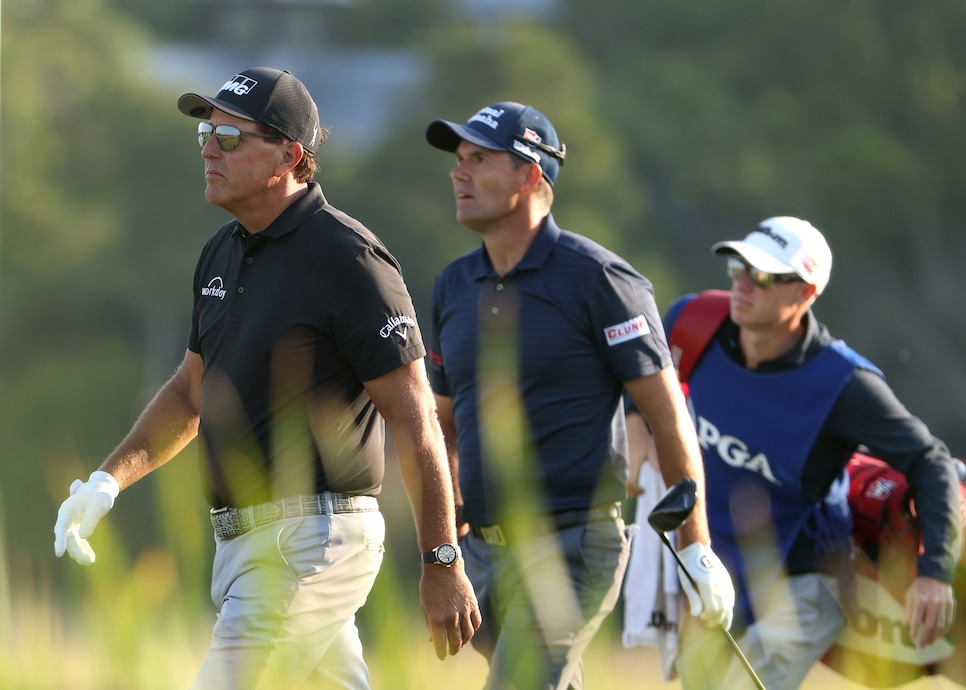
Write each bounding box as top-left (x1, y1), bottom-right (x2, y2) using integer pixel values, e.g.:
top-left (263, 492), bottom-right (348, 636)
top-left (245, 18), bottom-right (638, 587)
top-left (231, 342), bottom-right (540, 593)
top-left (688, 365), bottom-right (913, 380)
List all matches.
top-left (201, 277), bottom-right (227, 300)
top-left (380, 315), bottom-right (416, 341)
top-left (604, 315), bottom-right (649, 346)
top-left (697, 416), bottom-right (780, 485)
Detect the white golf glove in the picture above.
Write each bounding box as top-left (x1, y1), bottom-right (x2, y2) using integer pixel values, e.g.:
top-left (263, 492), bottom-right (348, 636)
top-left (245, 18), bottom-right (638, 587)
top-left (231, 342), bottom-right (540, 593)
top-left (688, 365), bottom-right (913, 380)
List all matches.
top-left (53, 470), bottom-right (119, 566)
top-left (678, 541), bottom-right (735, 630)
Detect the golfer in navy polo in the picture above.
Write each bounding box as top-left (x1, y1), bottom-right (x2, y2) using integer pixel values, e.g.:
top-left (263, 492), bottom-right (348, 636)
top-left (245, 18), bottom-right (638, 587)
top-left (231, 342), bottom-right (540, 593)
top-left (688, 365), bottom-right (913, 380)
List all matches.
top-left (425, 102), bottom-right (735, 689)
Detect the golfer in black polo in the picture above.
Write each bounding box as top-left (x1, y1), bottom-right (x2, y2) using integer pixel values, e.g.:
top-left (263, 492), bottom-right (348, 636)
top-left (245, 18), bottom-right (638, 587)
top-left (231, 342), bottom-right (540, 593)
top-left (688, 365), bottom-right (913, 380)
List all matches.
top-left (54, 66), bottom-right (480, 689)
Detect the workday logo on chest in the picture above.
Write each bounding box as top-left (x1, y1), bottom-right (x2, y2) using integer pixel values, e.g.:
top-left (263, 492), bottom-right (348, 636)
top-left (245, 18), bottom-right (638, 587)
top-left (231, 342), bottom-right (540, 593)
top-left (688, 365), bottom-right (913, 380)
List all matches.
top-left (202, 277), bottom-right (228, 300)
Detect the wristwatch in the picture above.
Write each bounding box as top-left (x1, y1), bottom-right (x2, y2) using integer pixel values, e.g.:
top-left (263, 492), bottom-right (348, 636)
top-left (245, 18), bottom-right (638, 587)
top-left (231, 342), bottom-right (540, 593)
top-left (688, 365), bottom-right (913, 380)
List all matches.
top-left (420, 542), bottom-right (461, 567)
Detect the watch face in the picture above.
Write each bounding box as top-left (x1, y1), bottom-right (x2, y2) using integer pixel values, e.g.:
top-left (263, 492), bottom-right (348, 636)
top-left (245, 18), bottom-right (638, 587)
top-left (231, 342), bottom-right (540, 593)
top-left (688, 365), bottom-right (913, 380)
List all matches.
top-left (437, 543), bottom-right (458, 565)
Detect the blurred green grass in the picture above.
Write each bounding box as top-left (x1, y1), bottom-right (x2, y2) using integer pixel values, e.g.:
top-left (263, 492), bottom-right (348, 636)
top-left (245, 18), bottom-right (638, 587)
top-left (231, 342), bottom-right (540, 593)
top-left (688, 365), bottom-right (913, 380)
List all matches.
top-left (12, 459), bottom-right (965, 688)
top-left (0, 543), bottom-right (646, 689)
top-left (4, 555), bottom-right (963, 689)
top-left (9, 448), bottom-right (653, 689)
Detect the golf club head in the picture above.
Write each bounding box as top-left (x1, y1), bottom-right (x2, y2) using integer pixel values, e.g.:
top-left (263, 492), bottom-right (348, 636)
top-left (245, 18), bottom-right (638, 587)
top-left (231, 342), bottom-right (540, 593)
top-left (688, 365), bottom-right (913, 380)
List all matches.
top-left (648, 477), bottom-right (698, 533)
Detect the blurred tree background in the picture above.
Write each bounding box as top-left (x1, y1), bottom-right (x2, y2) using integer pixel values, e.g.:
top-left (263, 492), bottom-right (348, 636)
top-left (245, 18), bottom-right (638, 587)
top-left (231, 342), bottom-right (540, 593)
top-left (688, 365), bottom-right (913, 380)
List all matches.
top-left (2, 0), bottom-right (966, 683)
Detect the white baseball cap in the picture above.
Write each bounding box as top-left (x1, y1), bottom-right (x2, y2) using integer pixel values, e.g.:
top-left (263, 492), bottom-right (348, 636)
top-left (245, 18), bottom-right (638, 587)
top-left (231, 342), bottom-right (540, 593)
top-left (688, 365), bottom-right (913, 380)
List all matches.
top-left (712, 216), bottom-right (832, 295)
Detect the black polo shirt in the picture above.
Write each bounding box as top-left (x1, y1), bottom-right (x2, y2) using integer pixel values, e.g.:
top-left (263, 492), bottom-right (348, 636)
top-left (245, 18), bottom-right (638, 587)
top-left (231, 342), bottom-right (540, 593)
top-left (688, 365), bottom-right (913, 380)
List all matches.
top-left (428, 214), bottom-right (671, 525)
top-left (188, 182), bottom-right (424, 508)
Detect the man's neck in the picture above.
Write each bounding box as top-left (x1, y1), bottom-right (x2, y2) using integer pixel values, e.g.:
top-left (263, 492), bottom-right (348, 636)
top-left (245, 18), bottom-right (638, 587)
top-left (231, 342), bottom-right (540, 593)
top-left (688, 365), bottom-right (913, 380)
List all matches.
top-left (483, 229), bottom-right (537, 276)
top-left (231, 181), bottom-right (310, 234)
top-left (478, 209), bottom-right (548, 277)
top-left (739, 318), bottom-right (806, 370)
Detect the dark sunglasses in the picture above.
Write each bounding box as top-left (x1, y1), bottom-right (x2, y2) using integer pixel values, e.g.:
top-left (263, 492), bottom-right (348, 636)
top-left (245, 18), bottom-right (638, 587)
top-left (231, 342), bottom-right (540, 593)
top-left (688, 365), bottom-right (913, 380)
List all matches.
top-left (197, 122), bottom-right (281, 152)
top-left (515, 135), bottom-right (567, 164)
top-left (726, 257), bottom-right (803, 289)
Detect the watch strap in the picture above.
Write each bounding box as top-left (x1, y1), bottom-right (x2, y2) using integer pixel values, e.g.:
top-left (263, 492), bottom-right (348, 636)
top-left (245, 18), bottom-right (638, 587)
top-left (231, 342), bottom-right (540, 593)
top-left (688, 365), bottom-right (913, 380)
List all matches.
top-left (420, 542), bottom-right (461, 566)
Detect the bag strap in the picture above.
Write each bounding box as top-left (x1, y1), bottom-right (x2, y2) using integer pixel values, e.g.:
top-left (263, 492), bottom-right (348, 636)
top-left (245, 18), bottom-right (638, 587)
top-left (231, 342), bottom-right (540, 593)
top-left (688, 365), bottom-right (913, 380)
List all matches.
top-left (668, 289), bottom-right (731, 384)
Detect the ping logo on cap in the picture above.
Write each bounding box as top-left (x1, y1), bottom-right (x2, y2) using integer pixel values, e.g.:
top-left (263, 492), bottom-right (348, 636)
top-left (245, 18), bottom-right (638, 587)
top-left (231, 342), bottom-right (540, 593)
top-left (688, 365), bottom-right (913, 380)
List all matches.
top-left (220, 75), bottom-right (258, 96)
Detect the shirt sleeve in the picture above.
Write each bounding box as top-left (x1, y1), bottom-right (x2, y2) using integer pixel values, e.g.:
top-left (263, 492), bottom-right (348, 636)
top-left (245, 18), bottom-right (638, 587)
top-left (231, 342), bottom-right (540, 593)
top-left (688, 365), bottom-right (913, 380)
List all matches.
top-left (329, 246), bottom-right (426, 382)
top-left (590, 260), bottom-right (673, 382)
top-left (823, 369), bottom-right (962, 582)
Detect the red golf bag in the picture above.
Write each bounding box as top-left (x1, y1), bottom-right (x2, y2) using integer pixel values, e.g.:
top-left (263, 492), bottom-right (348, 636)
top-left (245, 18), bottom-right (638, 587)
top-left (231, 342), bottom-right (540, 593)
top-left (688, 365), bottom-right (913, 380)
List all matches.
top-left (820, 453), bottom-right (966, 687)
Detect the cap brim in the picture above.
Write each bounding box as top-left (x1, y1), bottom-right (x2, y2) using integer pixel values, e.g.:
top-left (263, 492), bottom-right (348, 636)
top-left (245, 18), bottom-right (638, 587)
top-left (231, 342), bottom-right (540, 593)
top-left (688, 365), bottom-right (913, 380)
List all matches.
top-left (426, 120), bottom-right (506, 153)
top-left (177, 94), bottom-right (258, 122)
top-left (712, 241), bottom-right (795, 274)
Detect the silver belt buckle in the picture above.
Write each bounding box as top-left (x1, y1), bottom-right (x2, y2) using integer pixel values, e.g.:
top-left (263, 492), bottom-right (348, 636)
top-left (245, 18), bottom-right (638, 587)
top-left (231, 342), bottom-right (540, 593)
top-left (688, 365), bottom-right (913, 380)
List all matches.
top-left (479, 525), bottom-right (506, 546)
top-left (210, 506), bottom-right (241, 539)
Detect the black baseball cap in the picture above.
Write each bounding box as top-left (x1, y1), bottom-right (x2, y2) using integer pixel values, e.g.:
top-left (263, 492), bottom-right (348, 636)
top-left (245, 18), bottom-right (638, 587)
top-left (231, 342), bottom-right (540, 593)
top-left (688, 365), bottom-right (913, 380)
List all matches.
top-left (177, 67), bottom-right (323, 154)
top-left (426, 102), bottom-right (566, 186)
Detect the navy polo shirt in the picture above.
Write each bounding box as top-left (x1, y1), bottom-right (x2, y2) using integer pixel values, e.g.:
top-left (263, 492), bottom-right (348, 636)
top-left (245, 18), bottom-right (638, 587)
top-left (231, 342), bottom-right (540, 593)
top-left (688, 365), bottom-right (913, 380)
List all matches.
top-left (428, 214), bottom-right (671, 525)
top-left (188, 182), bottom-right (424, 508)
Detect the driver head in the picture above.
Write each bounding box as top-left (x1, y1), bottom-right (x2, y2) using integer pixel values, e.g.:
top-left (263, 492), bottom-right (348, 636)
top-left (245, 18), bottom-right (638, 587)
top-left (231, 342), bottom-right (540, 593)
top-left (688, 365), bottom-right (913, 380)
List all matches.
top-left (647, 478), bottom-right (698, 533)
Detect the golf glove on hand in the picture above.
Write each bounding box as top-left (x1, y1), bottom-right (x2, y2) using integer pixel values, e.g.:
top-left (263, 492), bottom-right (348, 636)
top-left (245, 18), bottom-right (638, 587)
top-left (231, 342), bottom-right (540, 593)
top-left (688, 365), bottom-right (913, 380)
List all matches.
top-left (678, 541), bottom-right (735, 630)
top-left (53, 470), bottom-right (119, 566)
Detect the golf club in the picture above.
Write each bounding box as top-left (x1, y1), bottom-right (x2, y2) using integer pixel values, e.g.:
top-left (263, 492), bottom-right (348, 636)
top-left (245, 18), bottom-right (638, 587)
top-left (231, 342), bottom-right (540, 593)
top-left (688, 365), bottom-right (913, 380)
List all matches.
top-left (648, 478), bottom-right (768, 690)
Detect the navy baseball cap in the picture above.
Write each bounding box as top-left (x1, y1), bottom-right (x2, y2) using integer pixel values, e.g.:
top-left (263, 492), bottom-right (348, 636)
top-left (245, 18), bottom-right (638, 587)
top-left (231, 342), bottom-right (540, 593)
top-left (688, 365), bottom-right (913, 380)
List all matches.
top-left (426, 102), bottom-right (566, 186)
top-left (178, 67), bottom-right (323, 154)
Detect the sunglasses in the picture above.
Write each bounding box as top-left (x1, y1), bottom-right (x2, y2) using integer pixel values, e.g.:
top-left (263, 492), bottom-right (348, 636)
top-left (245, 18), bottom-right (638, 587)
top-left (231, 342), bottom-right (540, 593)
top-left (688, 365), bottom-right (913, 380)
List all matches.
top-left (514, 135), bottom-right (567, 164)
top-left (726, 257), bottom-right (803, 289)
top-left (197, 122), bottom-right (281, 152)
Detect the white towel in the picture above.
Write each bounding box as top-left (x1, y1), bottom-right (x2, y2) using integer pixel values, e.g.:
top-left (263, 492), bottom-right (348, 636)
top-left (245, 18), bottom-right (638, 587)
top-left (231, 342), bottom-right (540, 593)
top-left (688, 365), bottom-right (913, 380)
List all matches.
top-left (621, 461), bottom-right (681, 681)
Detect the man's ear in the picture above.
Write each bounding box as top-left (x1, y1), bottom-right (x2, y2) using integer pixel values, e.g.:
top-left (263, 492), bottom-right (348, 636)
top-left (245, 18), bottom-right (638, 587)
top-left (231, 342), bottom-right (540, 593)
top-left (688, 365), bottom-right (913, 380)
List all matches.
top-left (278, 141), bottom-right (305, 175)
top-left (521, 162), bottom-right (543, 193)
top-left (799, 282), bottom-right (821, 310)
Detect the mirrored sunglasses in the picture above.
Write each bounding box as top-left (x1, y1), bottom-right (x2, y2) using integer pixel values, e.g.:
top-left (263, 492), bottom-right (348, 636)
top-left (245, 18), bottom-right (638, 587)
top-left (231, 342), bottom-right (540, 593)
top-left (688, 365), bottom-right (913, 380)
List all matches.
top-left (197, 122), bottom-right (280, 152)
top-left (726, 257), bottom-right (803, 289)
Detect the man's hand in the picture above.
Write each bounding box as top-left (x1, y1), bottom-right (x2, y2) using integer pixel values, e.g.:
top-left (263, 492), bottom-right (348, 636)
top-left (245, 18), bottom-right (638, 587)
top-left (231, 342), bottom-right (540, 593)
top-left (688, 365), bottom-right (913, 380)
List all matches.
top-left (53, 471), bottom-right (120, 566)
top-left (420, 565), bottom-right (482, 659)
top-left (677, 541), bottom-right (735, 630)
top-left (905, 575), bottom-right (955, 648)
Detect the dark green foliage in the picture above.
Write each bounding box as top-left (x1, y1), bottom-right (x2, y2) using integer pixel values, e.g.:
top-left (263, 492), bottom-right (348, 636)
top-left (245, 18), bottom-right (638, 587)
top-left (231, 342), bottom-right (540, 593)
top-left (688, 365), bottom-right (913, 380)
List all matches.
top-left (4, 0), bottom-right (966, 589)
